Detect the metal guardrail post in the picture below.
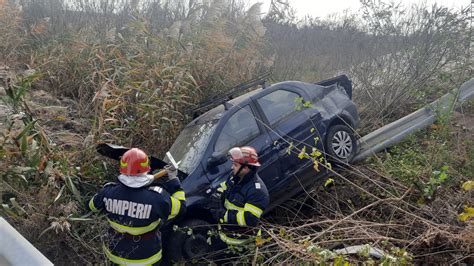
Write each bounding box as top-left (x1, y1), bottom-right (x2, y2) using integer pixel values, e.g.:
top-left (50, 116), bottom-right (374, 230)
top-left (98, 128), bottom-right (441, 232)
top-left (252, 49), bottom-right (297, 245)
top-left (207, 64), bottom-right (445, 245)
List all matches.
top-left (0, 217), bottom-right (53, 266)
top-left (353, 78), bottom-right (474, 162)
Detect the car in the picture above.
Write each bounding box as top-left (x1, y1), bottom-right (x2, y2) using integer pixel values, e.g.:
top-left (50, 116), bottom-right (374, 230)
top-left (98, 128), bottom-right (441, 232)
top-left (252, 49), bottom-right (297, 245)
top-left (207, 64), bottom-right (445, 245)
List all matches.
top-left (97, 74), bottom-right (359, 261)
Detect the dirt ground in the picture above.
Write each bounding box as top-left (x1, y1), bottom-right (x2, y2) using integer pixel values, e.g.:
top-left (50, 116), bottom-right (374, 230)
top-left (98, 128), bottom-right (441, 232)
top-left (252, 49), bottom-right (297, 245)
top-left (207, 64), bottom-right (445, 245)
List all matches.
top-left (1, 87), bottom-right (91, 148)
top-left (1, 78), bottom-right (473, 264)
top-left (451, 107), bottom-right (474, 135)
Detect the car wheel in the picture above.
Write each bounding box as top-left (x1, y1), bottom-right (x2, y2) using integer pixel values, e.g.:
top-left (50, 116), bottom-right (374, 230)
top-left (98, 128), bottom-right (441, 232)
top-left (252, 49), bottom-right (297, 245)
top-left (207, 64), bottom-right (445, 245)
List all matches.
top-left (325, 124), bottom-right (357, 163)
top-left (167, 218), bottom-right (213, 262)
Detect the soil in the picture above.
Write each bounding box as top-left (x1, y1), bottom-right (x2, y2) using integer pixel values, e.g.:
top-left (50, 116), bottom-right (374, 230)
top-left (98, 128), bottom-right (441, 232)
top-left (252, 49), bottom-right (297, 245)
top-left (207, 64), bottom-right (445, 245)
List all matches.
top-left (1, 76), bottom-right (473, 265)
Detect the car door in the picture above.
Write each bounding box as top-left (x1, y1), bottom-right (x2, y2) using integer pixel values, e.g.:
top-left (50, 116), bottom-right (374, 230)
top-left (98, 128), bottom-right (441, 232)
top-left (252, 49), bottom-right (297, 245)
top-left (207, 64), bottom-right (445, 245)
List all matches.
top-left (205, 104), bottom-right (283, 192)
top-left (254, 87), bottom-right (322, 191)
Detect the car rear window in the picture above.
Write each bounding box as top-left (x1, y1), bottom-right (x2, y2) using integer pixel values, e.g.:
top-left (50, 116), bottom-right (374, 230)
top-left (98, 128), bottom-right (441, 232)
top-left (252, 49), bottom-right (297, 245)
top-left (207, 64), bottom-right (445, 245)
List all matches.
top-left (257, 89), bottom-right (300, 125)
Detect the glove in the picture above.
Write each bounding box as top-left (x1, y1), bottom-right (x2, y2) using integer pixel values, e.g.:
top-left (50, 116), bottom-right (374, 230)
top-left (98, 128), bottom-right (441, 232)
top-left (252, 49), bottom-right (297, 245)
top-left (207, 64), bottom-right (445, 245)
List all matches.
top-left (208, 192), bottom-right (223, 209)
top-left (164, 164), bottom-right (178, 180)
top-left (210, 208), bottom-right (226, 222)
top-left (210, 191), bottom-right (222, 200)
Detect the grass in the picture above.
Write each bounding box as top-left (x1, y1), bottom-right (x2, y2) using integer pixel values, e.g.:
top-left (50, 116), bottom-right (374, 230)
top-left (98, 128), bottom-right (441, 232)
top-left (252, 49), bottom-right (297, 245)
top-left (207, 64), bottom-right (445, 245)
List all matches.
top-left (1, 57), bottom-right (471, 264)
top-left (0, 0), bottom-right (472, 264)
top-left (252, 100), bottom-right (473, 264)
top-left (370, 112), bottom-right (472, 200)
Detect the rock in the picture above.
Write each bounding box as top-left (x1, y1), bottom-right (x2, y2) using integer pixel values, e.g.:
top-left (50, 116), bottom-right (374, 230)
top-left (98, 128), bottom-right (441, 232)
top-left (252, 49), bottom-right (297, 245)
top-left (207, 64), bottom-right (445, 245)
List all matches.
top-left (23, 69), bottom-right (36, 77)
top-left (31, 105), bottom-right (68, 118)
top-left (0, 104), bottom-right (10, 119)
top-left (29, 90), bottom-right (61, 106)
top-left (0, 65), bottom-right (10, 85)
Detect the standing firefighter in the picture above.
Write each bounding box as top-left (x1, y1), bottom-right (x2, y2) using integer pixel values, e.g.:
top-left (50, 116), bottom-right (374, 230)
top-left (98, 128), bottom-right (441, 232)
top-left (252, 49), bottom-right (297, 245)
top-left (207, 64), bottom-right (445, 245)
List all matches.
top-left (210, 146), bottom-right (269, 248)
top-left (87, 148), bottom-right (186, 265)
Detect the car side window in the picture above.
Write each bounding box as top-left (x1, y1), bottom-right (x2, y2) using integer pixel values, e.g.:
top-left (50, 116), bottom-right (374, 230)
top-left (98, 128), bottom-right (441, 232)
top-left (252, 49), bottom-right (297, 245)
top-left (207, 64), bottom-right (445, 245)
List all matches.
top-left (257, 89), bottom-right (301, 125)
top-left (214, 105), bottom-right (260, 153)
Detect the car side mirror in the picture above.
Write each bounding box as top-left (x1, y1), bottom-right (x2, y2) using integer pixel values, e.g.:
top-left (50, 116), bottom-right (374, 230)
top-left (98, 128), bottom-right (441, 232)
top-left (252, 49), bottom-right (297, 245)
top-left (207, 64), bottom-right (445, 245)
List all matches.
top-left (207, 152), bottom-right (227, 169)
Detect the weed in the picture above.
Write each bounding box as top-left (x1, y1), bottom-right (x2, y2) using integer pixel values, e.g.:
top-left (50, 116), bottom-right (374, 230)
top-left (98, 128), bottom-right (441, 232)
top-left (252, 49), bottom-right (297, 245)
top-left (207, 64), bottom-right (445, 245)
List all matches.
top-left (3, 74), bottom-right (40, 113)
top-left (294, 96), bottom-right (313, 111)
top-left (0, 0), bottom-right (471, 264)
top-left (372, 127), bottom-right (463, 203)
top-left (418, 165), bottom-right (449, 201)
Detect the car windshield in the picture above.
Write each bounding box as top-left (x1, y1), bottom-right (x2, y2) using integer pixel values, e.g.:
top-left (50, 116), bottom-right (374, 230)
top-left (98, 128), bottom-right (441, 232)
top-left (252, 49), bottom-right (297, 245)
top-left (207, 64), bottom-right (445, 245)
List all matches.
top-left (164, 120), bottom-right (218, 175)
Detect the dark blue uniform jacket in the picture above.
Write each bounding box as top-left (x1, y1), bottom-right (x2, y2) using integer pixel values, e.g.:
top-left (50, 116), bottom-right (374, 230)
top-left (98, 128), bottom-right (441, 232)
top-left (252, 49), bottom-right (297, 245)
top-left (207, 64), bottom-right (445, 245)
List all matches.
top-left (87, 177), bottom-right (185, 264)
top-left (217, 170), bottom-right (269, 245)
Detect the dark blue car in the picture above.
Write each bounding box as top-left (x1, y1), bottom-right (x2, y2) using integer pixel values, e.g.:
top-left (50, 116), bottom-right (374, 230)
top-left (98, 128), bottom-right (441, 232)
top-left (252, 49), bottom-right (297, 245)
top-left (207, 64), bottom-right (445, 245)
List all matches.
top-left (160, 75), bottom-right (359, 259)
top-left (96, 75), bottom-right (359, 260)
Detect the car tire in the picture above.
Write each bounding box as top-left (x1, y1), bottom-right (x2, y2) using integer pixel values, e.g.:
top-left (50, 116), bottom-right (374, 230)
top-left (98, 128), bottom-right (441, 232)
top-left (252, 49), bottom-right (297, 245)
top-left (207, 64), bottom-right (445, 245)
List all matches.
top-left (325, 124), bottom-right (357, 163)
top-left (166, 218), bottom-right (213, 262)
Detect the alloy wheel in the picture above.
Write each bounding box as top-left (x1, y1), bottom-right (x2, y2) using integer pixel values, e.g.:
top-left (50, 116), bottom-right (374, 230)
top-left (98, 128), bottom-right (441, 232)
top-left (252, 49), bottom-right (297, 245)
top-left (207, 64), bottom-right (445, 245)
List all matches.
top-left (331, 130), bottom-right (353, 159)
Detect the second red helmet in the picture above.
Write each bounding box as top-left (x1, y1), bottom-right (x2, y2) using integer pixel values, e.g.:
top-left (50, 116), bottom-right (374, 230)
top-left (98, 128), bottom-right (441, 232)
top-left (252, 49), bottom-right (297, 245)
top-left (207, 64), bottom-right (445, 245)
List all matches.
top-left (228, 146), bottom-right (261, 167)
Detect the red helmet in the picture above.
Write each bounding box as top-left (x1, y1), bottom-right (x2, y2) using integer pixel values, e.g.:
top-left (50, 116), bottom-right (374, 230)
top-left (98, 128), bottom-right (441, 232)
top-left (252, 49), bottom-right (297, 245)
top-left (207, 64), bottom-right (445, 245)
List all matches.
top-left (119, 148), bottom-right (151, 175)
top-left (228, 146), bottom-right (261, 167)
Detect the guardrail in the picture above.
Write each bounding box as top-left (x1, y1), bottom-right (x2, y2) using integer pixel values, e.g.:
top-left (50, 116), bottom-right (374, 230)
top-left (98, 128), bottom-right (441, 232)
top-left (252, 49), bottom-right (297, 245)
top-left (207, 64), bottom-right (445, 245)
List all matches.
top-left (354, 78), bottom-right (474, 162)
top-left (0, 217), bottom-right (53, 266)
top-left (0, 78), bottom-right (472, 264)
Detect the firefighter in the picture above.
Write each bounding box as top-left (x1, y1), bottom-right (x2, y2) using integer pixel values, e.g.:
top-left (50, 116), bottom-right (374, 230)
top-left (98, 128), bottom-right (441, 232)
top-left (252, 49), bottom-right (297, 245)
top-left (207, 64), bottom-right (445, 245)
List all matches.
top-left (209, 146), bottom-right (269, 248)
top-left (86, 148), bottom-right (186, 265)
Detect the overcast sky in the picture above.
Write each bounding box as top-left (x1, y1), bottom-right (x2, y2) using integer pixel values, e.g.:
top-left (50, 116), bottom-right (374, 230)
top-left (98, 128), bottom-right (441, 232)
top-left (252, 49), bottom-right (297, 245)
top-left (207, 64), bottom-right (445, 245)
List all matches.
top-left (253, 0), bottom-right (470, 18)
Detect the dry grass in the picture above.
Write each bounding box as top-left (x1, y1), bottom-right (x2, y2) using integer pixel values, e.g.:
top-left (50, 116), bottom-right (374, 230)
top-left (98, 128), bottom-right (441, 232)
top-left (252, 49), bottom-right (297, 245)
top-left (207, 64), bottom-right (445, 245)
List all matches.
top-left (249, 115), bottom-right (474, 264)
top-left (0, 3), bottom-right (24, 63)
top-left (0, 0), bottom-right (472, 264)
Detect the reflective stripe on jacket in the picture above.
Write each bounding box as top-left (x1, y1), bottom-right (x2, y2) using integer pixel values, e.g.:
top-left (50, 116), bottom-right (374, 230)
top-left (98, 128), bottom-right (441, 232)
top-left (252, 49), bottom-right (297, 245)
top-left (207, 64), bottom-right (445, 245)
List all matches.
top-left (218, 171), bottom-right (269, 245)
top-left (103, 244), bottom-right (162, 265)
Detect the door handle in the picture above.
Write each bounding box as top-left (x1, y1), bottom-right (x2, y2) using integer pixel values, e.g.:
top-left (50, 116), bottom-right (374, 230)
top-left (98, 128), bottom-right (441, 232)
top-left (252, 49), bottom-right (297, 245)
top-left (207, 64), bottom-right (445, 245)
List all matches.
top-left (273, 140), bottom-right (289, 150)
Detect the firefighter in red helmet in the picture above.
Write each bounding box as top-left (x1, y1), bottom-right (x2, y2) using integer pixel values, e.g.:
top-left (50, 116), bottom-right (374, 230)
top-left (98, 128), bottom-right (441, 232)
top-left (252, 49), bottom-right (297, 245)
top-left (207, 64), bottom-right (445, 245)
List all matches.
top-left (209, 146), bottom-right (269, 251)
top-left (87, 148), bottom-right (185, 265)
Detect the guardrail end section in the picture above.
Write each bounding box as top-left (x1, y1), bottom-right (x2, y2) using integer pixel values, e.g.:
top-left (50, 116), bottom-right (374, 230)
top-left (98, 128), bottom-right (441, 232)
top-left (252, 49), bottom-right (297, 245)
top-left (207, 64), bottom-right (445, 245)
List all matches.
top-left (0, 217), bottom-right (53, 266)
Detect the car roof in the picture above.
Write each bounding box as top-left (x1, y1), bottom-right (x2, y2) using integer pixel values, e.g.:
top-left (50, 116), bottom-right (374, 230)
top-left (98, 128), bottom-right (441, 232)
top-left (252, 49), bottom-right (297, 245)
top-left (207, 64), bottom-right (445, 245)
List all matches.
top-left (188, 87), bottom-right (263, 126)
top-left (189, 81), bottom-right (321, 126)
top-left (226, 81), bottom-right (317, 106)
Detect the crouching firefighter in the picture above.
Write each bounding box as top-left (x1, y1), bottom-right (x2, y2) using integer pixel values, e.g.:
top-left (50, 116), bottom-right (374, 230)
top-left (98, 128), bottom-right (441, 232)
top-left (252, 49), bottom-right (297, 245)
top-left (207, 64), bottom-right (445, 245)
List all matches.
top-left (209, 146), bottom-right (269, 248)
top-left (86, 148), bottom-right (186, 265)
